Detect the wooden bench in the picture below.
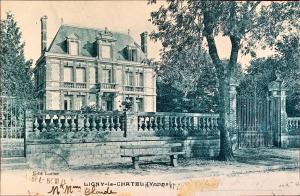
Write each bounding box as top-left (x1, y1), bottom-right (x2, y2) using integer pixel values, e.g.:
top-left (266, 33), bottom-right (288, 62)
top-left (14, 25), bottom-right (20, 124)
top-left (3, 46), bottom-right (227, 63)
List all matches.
top-left (120, 143), bottom-right (185, 169)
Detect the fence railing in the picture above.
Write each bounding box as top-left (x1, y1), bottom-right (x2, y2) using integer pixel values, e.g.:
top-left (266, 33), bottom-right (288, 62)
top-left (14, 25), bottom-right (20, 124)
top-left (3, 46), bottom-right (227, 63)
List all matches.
top-left (0, 96), bottom-right (30, 139)
top-left (287, 117), bottom-right (300, 135)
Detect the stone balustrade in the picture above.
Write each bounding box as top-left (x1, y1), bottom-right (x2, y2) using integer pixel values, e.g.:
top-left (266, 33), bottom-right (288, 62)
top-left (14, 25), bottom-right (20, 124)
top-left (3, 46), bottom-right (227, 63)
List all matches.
top-left (124, 86), bottom-right (134, 91)
top-left (135, 87), bottom-right (144, 92)
top-left (287, 117), bottom-right (300, 135)
top-left (136, 112), bottom-right (219, 137)
top-left (25, 110), bottom-right (219, 142)
top-left (63, 82), bottom-right (87, 89)
top-left (124, 86), bottom-right (144, 92)
top-left (27, 111), bottom-right (125, 141)
top-left (100, 83), bottom-right (117, 90)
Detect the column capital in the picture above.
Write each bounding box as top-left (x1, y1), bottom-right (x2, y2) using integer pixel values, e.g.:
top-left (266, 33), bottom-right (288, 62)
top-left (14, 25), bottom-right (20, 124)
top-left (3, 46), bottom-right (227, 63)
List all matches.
top-left (268, 73), bottom-right (288, 93)
top-left (229, 76), bottom-right (239, 86)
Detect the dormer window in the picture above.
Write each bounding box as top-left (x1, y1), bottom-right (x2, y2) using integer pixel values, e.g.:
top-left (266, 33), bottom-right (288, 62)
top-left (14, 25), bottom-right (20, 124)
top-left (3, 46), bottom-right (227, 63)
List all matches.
top-left (66, 33), bottom-right (80, 56)
top-left (130, 49), bottom-right (137, 61)
top-left (101, 45), bottom-right (111, 59)
top-left (69, 41), bottom-right (79, 55)
top-left (126, 46), bottom-right (138, 62)
top-left (96, 28), bottom-right (116, 60)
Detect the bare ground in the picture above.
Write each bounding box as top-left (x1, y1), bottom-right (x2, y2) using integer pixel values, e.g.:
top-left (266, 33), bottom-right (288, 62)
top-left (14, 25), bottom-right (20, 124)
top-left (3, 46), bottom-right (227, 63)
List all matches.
top-left (1, 148), bottom-right (299, 196)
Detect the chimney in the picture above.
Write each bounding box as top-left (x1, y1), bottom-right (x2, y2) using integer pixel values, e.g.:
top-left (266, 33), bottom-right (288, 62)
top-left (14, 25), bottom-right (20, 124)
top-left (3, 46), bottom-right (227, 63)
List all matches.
top-left (140, 32), bottom-right (148, 57)
top-left (40, 15), bottom-right (48, 54)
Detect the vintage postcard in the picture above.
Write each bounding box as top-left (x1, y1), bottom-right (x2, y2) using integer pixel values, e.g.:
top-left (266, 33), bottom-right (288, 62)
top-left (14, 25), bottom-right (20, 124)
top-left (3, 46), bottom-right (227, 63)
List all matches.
top-left (1, 1), bottom-right (299, 195)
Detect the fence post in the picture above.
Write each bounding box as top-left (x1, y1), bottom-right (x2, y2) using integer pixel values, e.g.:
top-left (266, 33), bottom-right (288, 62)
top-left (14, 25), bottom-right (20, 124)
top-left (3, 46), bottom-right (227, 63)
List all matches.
top-left (268, 74), bottom-right (288, 147)
top-left (24, 110), bottom-right (34, 157)
top-left (124, 112), bottom-right (138, 138)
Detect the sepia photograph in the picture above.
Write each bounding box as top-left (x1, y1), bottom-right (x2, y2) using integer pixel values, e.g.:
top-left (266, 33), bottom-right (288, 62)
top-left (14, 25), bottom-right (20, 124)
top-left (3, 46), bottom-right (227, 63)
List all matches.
top-left (0, 1), bottom-right (299, 195)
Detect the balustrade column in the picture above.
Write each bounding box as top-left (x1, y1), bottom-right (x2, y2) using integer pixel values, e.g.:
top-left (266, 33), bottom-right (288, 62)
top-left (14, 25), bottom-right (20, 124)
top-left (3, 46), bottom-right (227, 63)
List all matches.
top-left (91, 115), bottom-right (97, 132)
top-left (57, 115), bottom-right (62, 131)
top-left (98, 116), bottom-right (103, 131)
top-left (49, 115), bottom-right (55, 132)
top-left (164, 115), bottom-right (170, 135)
top-left (138, 116), bottom-right (144, 131)
top-left (41, 115), bottom-right (47, 132)
top-left (77, 114), bottom-right (85, 132)
top-left (193, 116), bottom-right (198, 135)
top-left (64, 115), bottom-right (70, 132)
top-left (116, 116), bottom-right (121, 131)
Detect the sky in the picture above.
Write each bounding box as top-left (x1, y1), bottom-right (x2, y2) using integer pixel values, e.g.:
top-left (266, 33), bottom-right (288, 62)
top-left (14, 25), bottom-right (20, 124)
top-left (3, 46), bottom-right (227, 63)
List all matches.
top-left (1, 1), bottom-right (273, 69)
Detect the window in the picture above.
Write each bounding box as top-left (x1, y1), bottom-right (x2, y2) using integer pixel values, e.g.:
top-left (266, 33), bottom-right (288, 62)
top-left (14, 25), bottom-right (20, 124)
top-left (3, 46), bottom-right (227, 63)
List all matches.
top-left (69, 41), bottom-right (79, 55)
top-left (106, 100), bottom-right (113, 111)
top-left (126, 71), bottom-right (134, 86)
top-left (102, 98), bottom-right (113, 111)
top-left (127, 48), bottom-right (137, 61)
top-left (76, 68), bottom-right (86, 83)
top-left (101, 45), bottom-right (111, 59)
top-left (75, 95), bottom-right (85, 110)
top-left (131, 49), bottom-right (137, 61)
top-left (102, 69), bottom-right (112, 83)
top-left (64, 67), bottom-right (73, 82)
top-left (136, 72), bottom-right (144, 86)
top-left (136, 98), bottom-right (144, 112)
top-left (89, 67), bottom-right (96, 84)
top-left (64, 95), bottom-right (72, 110)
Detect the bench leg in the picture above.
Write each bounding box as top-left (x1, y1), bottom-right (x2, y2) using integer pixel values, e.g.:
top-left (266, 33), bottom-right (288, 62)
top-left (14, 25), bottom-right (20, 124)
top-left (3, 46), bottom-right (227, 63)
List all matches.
top-left (170, 155), bottom-right (178, 167)
top-left (132, 157), bottom-right (139, 169)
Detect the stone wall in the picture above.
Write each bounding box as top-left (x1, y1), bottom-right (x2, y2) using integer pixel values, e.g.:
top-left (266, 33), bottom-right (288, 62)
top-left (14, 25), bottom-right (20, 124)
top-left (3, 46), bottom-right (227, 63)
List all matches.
top-left (26, 136), bottom-right (220, 169)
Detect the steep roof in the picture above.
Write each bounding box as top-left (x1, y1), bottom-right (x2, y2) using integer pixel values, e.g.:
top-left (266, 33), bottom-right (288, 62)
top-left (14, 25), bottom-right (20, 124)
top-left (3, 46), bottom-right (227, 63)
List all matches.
top-left (47, 24), bottom-right (146, 61)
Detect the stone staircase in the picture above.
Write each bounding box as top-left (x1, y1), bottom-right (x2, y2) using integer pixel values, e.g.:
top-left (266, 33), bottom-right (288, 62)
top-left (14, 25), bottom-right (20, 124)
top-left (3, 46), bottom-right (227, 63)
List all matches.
top-left (1, 157), bottom-right (29, 170)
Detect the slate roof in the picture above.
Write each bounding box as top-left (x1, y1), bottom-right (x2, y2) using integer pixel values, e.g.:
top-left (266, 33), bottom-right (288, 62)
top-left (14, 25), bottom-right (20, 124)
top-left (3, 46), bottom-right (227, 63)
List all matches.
top-left (47, 24), bottom-right (146, 61)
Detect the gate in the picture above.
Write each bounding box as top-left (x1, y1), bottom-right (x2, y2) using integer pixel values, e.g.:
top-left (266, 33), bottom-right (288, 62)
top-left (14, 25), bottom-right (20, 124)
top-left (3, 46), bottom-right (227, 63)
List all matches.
top-left (236, 95), bottom-right (275, 148)
top-left (0, 96), bottom-right (26, 157)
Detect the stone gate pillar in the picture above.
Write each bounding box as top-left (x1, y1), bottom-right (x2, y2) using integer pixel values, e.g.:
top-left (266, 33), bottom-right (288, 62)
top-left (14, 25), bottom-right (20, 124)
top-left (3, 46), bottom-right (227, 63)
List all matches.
top-left (268, 74), bottom-right (288, 147)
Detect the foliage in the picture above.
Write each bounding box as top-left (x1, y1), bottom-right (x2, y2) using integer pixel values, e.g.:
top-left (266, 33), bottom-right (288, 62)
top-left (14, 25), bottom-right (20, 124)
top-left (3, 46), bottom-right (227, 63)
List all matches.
top-left (150, 1), bottom-right (300, 160)
top-left (80, 105), bottom-right (104, 113)
top-left (239, 34), bottom-right (300, 116)
top-left (0, 12), bottom-right (34, 100)
top-left (156, 43), bottom-right (219, 113)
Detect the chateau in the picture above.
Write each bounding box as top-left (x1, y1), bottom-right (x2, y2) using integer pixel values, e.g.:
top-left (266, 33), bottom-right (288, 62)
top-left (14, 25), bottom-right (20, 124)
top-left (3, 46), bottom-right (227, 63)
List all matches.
top-left (34, 16), bottom-right (156, 112)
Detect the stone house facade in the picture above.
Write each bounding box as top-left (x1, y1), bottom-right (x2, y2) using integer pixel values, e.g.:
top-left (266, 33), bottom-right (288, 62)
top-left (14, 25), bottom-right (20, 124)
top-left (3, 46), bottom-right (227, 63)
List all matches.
top-left (34, 16), bottom-right (156, 112)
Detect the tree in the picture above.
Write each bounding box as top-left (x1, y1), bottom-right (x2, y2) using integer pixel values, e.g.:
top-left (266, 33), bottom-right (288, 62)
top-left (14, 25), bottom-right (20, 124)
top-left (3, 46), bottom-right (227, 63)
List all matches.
top-left (150, 1), bottom-right (300, 160)
top-left (239, 34), bottom-right (300, 116)
top-left (156, 42), bottom-right (219, 113)
top-left (0, 12), bottom-right (34, 100)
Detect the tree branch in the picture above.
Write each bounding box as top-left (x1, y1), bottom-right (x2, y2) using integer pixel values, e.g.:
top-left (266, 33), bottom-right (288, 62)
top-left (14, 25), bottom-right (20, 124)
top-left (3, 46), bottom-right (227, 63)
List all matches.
top-left (249, 1), bottom-right (261, 14)
top-left (228, 35), bottom-right (240, 78)
top-left (203, 10), bottom-right (223, 75)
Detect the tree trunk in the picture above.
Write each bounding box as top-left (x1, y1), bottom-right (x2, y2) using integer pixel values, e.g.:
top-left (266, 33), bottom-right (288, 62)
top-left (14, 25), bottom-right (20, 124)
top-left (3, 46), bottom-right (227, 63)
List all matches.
top-left (205, 32), bottom-right (236, 161)
top-left (217, 76), bottom-right (235, 161)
